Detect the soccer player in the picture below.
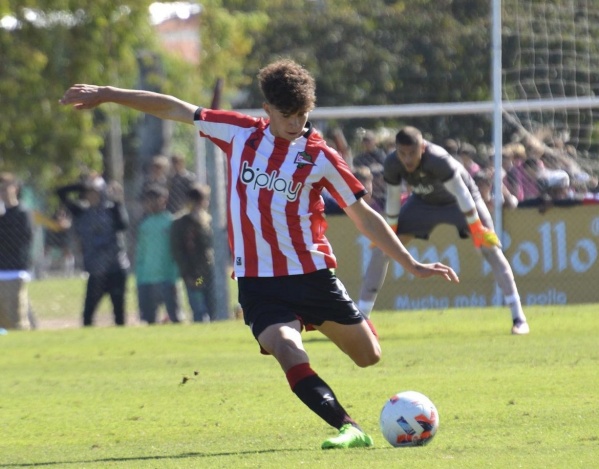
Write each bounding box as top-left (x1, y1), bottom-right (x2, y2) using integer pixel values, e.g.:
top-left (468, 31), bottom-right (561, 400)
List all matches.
top-left (359, 126), bottom-right (529, 335)
top-left (59, 60), bottom-right (458, 449)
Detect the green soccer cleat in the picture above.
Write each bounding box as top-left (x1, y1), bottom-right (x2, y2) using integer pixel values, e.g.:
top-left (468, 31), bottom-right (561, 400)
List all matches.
top-left (321, 424), bottom-right (374, 449)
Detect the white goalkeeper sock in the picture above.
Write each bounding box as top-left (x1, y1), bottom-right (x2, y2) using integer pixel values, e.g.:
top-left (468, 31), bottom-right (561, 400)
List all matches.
top-left (505, 293), bottom-right (526, 323)
top-left (357, 300), bottom-right (375, 318)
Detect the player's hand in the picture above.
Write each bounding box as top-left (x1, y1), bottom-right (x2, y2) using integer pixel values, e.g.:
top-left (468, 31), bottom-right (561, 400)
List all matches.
top-left (412, 262), bottom-right (460, 283)
top-left (469, 219), bottom-right (501, 249)
top-left (59, 84), bottom-right (104, 110)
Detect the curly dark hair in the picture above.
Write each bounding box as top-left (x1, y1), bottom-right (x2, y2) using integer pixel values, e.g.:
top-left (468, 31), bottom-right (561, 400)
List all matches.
top-left (257, 59), bottom-right (316, 114)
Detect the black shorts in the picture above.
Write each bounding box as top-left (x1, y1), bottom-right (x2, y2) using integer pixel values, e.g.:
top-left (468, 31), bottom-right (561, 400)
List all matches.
top-left (238, 269), bottom-right (363, 340)
top-left (396, 195), bottom-right (493, 240)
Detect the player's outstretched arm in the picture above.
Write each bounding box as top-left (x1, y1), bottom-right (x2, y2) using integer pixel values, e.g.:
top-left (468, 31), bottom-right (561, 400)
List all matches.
top-left (59, 85), bottom-right (197, 124)
top-left (345, 199), bottom-right (459, 283)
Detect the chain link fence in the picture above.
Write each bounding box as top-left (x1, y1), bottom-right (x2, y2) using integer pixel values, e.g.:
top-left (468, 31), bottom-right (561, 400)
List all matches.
top-left (10, 180), bottom-right (599, 331)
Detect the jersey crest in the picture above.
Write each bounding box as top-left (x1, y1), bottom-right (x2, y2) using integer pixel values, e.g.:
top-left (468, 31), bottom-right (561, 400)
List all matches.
top-left (294, 151), bottom-right (315, 168)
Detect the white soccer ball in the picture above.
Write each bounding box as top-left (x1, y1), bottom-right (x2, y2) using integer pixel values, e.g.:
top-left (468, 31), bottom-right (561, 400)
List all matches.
top-left (379, 390), bottom-right (439, 447)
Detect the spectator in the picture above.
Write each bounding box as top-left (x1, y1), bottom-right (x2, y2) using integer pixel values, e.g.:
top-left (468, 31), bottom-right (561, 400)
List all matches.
top-left (352, 166), bottom-right (382, 212)
top-left (501, 144), bottom-right (524, 201)
top-left (42, 205), bottom-right (75, 277)
top-left (57, 176), bottom-right (130, 326)
top-left (0, 173), bottom-right (33, 330)
top-left (353, 130), bottom-right (386, 168)
top-left (141, 154), bottom-right (170, 196)
top-left (167, 153), bottom-right (196, 214)
top-left (457, 142), bottom-right (481, 178)
top-left (444, 138), bottom-right (460, 159)
top-left (559, 145), bottom-right (597, 196)
top-left (519, 158), bottom-right (574, 212)
top-left (170, 183), bottom-right (216, 322)
top-left (473, 169), bottom-right (518, 213)
top-left (135, 184), bottom-right (181, 324)
top-left (368, 163), bottom-right (387, 209)
top-left (323, 166), bottom-right (384, 215)
top-left (328, 127), bottom-right (353, 166)
top-left (520, 157), bottom-right (544, 200)
top-left (539, 167), bottom-right (571, 198)
top-left (353, 131), bottom-right (387, 208)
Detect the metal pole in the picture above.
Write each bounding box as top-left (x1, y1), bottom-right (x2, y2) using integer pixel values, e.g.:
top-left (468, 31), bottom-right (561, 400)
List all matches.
top-left (204, 139), bottom-right (231, 320)
top-left (492, 0), bottom-right (503, 305)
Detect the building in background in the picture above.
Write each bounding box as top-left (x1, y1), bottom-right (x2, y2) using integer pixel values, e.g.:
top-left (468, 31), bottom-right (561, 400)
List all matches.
top-left (151, 2), bottom-right (201, 64)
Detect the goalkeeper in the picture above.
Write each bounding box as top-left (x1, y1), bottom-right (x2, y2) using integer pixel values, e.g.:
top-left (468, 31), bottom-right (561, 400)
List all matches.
top-left (358, 126), bottom-right (529, 335)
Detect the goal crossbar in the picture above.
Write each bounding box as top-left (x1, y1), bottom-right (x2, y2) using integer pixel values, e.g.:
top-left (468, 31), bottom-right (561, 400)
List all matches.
top-left (235, 96), bottom-right (599, 120)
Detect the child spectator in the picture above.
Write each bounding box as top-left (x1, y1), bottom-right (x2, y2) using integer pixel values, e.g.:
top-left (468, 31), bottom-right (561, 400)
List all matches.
top-left (135, 184), bottom-right (181, 324)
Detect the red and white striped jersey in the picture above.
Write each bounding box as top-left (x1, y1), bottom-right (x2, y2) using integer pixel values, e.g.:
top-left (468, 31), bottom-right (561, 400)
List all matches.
top-left (194, 108), bottom-right (366, 278)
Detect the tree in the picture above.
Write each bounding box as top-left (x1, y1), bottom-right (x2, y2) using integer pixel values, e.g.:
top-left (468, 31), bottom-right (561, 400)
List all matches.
top-left (0, 1), bottom-right (267, 194)
top-left (226, 0), bottom-right (493, 145)
top-left (0, 0), bottom-right (158, 189)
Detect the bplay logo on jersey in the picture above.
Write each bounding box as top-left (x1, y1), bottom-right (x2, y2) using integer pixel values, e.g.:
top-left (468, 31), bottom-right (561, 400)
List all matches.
top-left (240, 160), bottom-right (303, 201)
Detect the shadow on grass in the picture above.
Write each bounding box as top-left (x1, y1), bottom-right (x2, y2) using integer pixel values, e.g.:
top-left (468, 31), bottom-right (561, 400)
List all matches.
top-left (0, 449), bottom-right (299, 467)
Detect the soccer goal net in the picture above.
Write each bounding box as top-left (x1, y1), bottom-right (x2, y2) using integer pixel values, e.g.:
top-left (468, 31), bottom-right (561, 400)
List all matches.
top-left (501, 0), bottom-right (599, 157)
top-left (237, 1), bottom-right (599, 162)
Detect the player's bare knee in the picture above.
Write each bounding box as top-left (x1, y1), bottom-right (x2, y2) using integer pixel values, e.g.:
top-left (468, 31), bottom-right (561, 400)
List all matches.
top-left (354, 345), bottom-right (381, 368)
top-left (270, 335), bottom-right (307, 365)
top-left (259, 322), bottom-right (303, 355)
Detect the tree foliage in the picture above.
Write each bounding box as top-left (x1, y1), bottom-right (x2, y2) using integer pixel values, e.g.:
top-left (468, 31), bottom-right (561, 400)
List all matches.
top-left (0, 0), bottom-right (159, 188)
top-left (0, 1), bottom-right (267, 191)
top-left (3, 0), bottom-right (597, 189)
top-left (228, 0), bottom-right (492, 143)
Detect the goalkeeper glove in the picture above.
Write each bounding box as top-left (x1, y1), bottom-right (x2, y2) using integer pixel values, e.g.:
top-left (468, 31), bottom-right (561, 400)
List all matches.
top-left (468, 218), bottom-right (501, 249)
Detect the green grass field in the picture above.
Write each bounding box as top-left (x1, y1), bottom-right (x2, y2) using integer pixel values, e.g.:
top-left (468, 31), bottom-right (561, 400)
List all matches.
top-left (1, 292), bottom-right (598, 468)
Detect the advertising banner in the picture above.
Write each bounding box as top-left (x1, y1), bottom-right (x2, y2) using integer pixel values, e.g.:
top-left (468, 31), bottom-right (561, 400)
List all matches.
top-left (327, 205), bottom-right (599, 310)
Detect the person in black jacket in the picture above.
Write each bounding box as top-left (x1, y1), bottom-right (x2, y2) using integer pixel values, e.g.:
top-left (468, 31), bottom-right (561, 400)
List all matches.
top-left (57, 175), bottom-right (130, 326)
top-left (0, 172), bottom-right (33, 330)
top-left (170, 183), bottom-right (216, 322)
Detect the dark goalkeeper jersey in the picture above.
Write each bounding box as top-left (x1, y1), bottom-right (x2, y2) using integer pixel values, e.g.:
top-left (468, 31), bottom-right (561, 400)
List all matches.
top-left (383, 140), bottom-right (482, 206)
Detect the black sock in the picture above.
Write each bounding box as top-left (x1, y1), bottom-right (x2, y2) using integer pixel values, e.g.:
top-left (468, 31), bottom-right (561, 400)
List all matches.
top-left (292, 374), bottom-right (356, 430)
